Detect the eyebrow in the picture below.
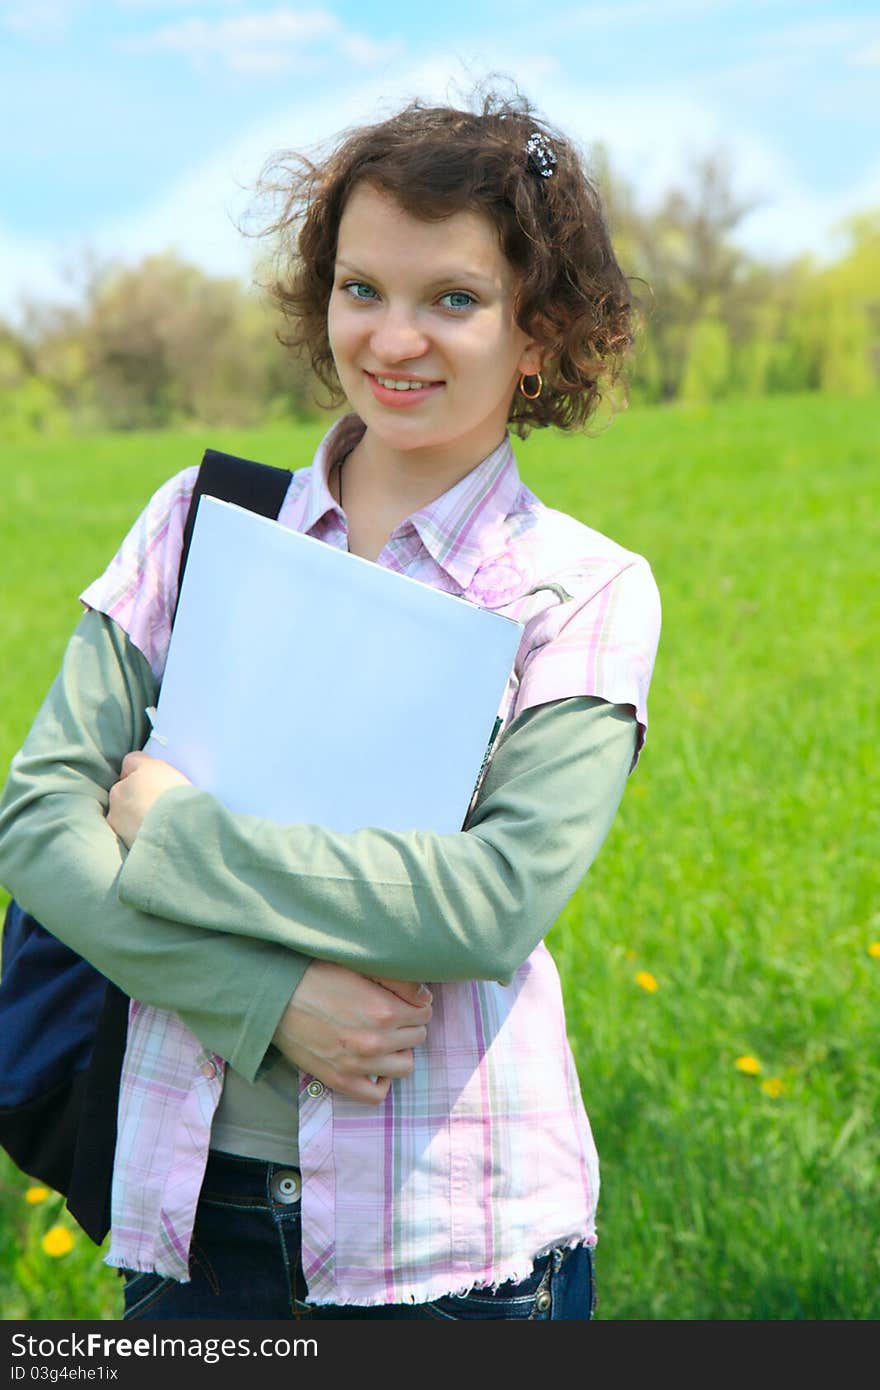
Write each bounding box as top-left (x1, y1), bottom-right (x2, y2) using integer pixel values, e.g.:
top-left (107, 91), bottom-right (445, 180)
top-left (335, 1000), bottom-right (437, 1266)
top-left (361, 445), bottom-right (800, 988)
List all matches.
top-left (334, 258), bottom-right (497, 289)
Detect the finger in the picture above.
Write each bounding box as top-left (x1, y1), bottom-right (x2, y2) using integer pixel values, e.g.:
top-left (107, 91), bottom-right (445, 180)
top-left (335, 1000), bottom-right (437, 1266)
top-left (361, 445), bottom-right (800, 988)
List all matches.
top-left (372, 993), bottom-right (433, 1027)
top-left (355, 1076), bottom-right (392, 1106)
top-left (345, 1023), bottom-right (427, 1061)
top-left (120, 751), bottom-right (147, 778)
top-left (358, 1048), bottom-right (415, 1081)
top-left (334, 1041), bottom-right (417, 1080)
top-left (326, 1074), bottom-right (392, 1106)
top-left (373, 977), bottom-right (433, 1007)
top-left (106, 791), bottom-right (128, 841)
top-left (387, 1024), bottom-right (429, 1051)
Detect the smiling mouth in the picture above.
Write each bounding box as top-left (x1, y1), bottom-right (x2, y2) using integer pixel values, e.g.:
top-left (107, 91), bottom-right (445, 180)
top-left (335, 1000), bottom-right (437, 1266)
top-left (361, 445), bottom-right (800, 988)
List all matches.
top-left (367, 372), bottom-right (444, 392)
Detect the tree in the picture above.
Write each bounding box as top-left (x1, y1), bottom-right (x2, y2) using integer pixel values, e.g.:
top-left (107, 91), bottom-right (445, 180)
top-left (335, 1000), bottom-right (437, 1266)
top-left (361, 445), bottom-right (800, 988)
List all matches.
top-left (0, 322), bottom-right (67, 438)
top-left (795, 212), bottom-right (880, 397)
top-left (74, 253), bottom-right (316, 430)
top-left (603, 151), bottom-right (765, 400)
top-left (679, 299), bottom-right (733, 403)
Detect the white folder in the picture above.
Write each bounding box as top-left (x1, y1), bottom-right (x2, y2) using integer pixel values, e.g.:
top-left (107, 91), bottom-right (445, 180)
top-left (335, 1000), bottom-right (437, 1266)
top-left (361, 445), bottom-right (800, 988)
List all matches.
top-left (146, 496), bottom-right (523, 834)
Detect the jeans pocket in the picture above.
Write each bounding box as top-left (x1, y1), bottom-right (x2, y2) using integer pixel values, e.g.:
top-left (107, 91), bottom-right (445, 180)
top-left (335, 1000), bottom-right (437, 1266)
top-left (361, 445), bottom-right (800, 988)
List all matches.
top-left (121, 1269), bottom-right (178, 1320)
top-left (545, 1243), bottom-right (595, 1321)
top-left (423, 1255), bottom-right (552, 1321)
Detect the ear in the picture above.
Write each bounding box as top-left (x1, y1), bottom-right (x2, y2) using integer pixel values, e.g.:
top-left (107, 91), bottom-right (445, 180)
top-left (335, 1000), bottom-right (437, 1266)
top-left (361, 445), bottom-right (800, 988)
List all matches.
top-left (516, 315), bottom-right (546, 377)
top-left (516, 338), bottom-right (544, 377)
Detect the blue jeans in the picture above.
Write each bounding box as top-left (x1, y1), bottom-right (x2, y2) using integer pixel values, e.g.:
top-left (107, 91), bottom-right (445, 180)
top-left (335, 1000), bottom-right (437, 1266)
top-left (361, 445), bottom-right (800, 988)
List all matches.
top-left (121, 1150), bottom-right (596, 1321)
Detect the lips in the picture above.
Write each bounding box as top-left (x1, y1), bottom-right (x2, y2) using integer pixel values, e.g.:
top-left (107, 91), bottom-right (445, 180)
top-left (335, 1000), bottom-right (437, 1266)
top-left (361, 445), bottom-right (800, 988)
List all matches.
top-left (364, 370), bottom-right (445, 407)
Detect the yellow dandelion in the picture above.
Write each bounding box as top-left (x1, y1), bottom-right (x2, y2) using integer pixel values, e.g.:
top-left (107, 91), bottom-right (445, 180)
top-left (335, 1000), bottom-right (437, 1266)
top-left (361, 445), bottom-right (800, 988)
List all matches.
top-left (761, 1078), bottom-right (785, 1098)
top-left (41, 1226), bottom-right (74, 1258)
top-left (735, 1055), bottom-right (761, 1075)
top-left (868, 942), bottom-right (880, 959)
top-left (24, 1186), bottom-right (50, 1205)
top-left (635, 970), bottom-right (658, 993)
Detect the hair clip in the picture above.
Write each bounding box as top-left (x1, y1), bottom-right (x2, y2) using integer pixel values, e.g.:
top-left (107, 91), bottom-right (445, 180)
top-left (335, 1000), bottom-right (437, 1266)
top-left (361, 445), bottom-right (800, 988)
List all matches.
top-left (526, 131), bottom-right (557, 178)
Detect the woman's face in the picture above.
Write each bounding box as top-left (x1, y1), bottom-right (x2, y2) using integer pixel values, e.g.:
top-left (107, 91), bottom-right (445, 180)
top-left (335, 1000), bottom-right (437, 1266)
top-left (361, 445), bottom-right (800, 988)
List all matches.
top-left (327, 182), bottom-right (541, 470)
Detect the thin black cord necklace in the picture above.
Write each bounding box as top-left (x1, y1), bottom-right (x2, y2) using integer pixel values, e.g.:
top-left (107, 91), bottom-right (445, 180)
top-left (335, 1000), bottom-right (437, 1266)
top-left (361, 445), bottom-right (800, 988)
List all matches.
top-left (334, 455), bottom-right (351, 553)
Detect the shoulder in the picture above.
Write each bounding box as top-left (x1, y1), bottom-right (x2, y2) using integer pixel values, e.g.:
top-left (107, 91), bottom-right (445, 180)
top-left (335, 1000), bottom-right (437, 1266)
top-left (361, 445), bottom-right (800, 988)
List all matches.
top-left (471, 485), bottom-right (659, 619)
top-left (79, 466), bottom-right (200, 678)
top-left (537, 505), bottom-right (661, 633)
top-left (487, 493), bottom-right (661, 760)
top-left (514, 502), bottom-right (661, 670)
top-left (533, 499), bottom-right (655, 591)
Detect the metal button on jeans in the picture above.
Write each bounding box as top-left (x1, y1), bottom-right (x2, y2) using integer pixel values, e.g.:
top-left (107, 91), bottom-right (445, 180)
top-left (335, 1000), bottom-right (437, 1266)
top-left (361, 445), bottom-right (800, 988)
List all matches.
top-left (535, 1290), bottom-right (552, 1312)
top-left (271, 1169), bottom-right (302, 1204)
top-left (306, 1079), bottom-right (325, 1099)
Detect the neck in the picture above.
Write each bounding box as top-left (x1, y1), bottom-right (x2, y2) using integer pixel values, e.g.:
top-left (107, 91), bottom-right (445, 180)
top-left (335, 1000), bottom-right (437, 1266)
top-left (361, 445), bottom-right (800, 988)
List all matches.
top-left (344, 428), bottom-right (507, 517)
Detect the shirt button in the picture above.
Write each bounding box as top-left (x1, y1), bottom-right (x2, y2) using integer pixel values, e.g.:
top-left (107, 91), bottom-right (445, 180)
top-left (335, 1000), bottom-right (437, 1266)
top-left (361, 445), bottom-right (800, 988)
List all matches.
top-left (271, 1169), bottom-right (302, 1205)
top-left (306, 1079), bottom-right (326, 1099)
top-left (200, 1059), bottom-right (218, 1080)
top-left (535, 1290), bottom-right (552, 1312)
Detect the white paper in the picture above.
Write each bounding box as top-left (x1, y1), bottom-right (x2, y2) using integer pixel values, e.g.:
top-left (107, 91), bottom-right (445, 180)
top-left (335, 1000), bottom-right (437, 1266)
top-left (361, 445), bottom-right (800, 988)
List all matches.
top-left (146, 496), bottom-right (523, 834)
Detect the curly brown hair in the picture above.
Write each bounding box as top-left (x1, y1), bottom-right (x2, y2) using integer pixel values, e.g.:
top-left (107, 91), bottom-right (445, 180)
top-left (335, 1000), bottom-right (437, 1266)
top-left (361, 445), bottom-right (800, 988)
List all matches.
top-left (255, 86), bottom-right (634, 435)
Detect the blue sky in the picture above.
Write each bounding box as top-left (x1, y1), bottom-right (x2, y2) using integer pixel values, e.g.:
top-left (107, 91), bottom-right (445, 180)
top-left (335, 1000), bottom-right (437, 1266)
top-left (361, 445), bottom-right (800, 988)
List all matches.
top-left (1, 0), bottom-right (878, 320)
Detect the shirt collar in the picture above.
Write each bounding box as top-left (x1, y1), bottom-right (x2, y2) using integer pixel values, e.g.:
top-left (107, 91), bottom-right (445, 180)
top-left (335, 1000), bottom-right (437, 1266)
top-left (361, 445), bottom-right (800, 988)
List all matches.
top-left (301, 414), bottom-right (365, 534)
top-left (303, 414), bottom-right (523, 591)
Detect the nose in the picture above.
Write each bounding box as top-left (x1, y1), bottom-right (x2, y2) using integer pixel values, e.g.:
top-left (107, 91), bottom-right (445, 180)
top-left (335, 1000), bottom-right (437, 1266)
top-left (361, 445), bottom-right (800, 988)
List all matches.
top-left (369, 303), bottom-right (429, 364)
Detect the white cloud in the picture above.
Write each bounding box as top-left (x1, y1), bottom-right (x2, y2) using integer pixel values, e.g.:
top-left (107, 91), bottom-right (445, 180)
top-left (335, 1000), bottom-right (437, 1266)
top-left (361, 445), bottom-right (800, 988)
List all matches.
top-left (338, 31), bottom-right (401, 66)
top-left (757, 14), bottom-right (880, 52)
top-left (526, 80), bottom-right (772, 202)
top-left (850, 43), bottom-right (880, 68)
top-left (127, 6), bottom-right (401, 74)
top-left (546, 0), bottom-right (732, 30)
top-left (0, 225), bottom-right (82, 320)
top-left (753, 12), bottom-right (880, 73)
top-left (0, 0), bottom-right (77, 39)
top-left (114, 2), bottom-right (240, 9)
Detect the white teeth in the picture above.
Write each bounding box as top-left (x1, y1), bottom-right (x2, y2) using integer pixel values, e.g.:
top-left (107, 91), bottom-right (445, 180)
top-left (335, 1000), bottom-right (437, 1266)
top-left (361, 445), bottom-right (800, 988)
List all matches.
top-left (374, 375), bottom-right (433, 391)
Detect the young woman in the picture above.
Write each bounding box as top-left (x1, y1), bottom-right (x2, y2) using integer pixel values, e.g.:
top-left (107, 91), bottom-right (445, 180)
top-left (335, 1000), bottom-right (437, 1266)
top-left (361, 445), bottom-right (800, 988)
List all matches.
top-left (0, 90), bottom-right (660, 1320)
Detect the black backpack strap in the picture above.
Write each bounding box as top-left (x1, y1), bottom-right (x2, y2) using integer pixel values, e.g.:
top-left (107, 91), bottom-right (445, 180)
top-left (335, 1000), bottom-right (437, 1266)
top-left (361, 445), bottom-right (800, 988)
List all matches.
top-left (176, 449), bottom-right (293, 605)
top-left (66, 982), bottom-right (130, 1244)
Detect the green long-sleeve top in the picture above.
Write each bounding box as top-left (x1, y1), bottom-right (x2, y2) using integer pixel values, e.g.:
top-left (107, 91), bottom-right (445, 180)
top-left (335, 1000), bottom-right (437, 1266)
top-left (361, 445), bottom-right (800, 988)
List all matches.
top-left (0, 609), bottom-right (637, 1159)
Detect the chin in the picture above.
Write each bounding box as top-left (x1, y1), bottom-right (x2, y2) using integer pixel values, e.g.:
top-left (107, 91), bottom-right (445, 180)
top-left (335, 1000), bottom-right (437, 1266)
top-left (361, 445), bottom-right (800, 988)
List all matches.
top-left (361, 407), bottom-right (443, 445)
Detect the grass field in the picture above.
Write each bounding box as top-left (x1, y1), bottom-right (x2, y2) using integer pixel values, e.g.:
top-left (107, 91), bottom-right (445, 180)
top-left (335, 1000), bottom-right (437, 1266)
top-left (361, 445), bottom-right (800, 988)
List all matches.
top-left (1, 392), bottom-right (878, 1319)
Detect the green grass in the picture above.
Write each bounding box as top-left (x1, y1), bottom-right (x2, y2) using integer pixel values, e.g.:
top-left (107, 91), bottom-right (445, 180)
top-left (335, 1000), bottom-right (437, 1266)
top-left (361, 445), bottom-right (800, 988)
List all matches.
top-left (1, 394), bottom-right (878, 1319)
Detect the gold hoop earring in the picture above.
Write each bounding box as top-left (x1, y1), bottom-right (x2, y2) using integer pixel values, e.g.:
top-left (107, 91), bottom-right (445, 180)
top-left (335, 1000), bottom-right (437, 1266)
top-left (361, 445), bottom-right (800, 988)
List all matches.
top-left (518, 372), bottom-right (543, 400)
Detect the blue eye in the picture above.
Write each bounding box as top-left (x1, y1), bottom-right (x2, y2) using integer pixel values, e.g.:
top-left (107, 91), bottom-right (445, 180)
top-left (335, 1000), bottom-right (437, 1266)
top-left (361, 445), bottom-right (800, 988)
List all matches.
top-left (440, 291), bottom-right (476, 311)
top-left (344, 282), bottom-right (378, 301)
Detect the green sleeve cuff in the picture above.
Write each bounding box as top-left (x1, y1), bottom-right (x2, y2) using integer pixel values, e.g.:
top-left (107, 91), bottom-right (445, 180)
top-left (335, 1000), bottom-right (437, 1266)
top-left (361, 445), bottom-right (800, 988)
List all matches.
top-left (226, 949), bottom-right (311, 1083)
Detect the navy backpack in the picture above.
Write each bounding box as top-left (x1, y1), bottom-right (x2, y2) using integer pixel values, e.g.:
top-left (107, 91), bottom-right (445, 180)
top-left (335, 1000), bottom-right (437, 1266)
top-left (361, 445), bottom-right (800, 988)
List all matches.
top-left (0, 449), bottom-right (292, 1243)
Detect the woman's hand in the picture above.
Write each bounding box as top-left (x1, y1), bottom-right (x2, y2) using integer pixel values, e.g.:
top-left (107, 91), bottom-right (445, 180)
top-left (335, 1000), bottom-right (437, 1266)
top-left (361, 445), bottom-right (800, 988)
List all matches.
top-left (273, 961), bottom-right (433, 1106)
top-left (108, 751), bottom-right (191, 849)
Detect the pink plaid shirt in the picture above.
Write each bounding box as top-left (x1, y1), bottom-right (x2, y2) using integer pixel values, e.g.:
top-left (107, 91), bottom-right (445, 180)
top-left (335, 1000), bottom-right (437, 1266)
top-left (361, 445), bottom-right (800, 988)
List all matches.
top-left (81, 415), bottom-right (660, 1305)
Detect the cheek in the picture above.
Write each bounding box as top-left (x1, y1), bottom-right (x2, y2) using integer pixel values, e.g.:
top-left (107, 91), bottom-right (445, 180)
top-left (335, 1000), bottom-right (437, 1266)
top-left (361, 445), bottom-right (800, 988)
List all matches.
top-left (462, 311), bottom-right (527, 368)
top-left (327, 301), bottom-right (358, 364)
top-left (326, 305), bottom-right (343, 362)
